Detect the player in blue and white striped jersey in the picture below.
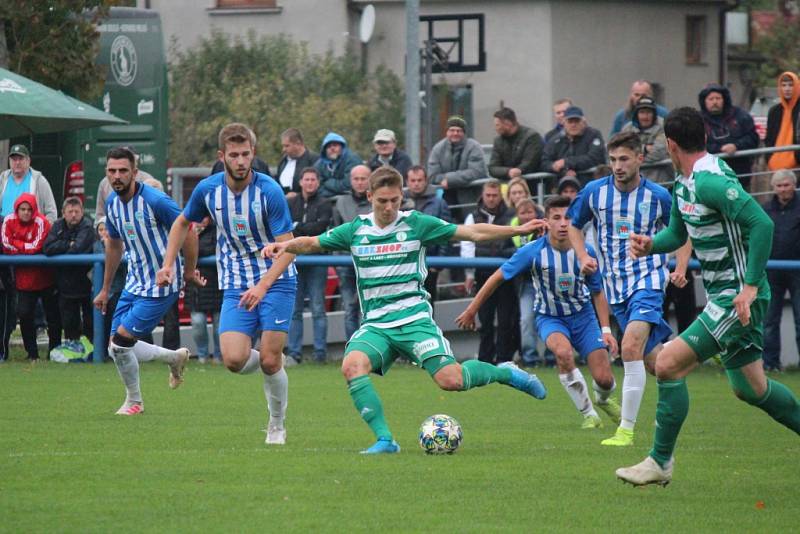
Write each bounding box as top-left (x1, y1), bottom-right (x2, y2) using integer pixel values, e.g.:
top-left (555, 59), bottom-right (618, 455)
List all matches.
top-left (567, 132), bottom-right (692, 446)
top-left (458, 196), bottom-right (621, 428)
top-left (94, 147), bottom-right (202, 416)
top-left (158, 123), bottom-right (297, 445)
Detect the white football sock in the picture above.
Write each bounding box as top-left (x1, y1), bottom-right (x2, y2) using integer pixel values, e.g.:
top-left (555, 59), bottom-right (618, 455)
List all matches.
top-left (109, 342), bottom-right (142, 403)
top-left (621, 360), bottom-right (646, 430)
top-left (238, 349), bottom-right (262, 374)
top-left (132, 340), bottom-right (179, 363)
top-left (263, 367), bottom-right (288, 427)
top-left (593, 378), bottom-right (616, 404)
top-left (559, 369), bottom-right (597, 417)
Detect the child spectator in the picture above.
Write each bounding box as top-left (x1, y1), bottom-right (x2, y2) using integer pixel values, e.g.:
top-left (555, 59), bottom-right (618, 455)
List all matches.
top-left (93, 217), bottom-right (127, 352)
top-left (1, 194), bottom-right (60, 360)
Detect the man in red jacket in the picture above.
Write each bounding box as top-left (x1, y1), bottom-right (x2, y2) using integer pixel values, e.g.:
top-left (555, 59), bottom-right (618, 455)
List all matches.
top-left (1, 193), bottom-right (61, 360)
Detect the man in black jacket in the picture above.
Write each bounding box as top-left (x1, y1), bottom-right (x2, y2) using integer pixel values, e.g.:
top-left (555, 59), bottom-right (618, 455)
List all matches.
top-left (489, 107), bottom-right (543, 180)
top-left (541, 106), bottom-right (606, 185)
top-left (286, 167), bottom-right (333, 364)
top-left (43, 197), bottom-right (95, 354)
top-left (367, 129), bottom-right (413, 182)
top-left (698, 83), bottom-right (759, 189)
top-left (276, 128), bottom-right (319, 197)
top-left (460, 179), bottom-right (518, 363)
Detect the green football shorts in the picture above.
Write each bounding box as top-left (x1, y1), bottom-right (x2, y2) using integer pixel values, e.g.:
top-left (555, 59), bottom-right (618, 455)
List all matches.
top-left (679, 291), bottom-right (768, 370)
top-left (344, 319), bottom-right (456, 376)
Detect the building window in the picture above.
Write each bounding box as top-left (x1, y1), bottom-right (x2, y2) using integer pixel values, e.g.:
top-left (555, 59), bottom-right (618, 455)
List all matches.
top-left (686, 15), bottom-right (707, 65)
top-left (216, 0), bottom-right (277, 7)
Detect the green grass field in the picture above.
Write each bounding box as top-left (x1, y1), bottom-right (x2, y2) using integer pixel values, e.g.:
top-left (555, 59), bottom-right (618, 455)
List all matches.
top-left (1, 359), bottom-right (798, 533)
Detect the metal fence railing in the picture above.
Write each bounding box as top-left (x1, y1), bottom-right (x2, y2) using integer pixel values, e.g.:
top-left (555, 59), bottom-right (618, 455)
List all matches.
top-left (0, 254), bottom-right (798, 364)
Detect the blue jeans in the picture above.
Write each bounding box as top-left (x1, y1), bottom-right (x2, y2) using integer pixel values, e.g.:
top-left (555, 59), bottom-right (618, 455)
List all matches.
top-left (763, 271), bottom-right (800, 370)
top-left (288, 265), bottom-right (329, 361)
top-left (335, 265), bottom-right (361, 341)
top-left (191, 310), bottom-right (221, 360)
top-left (517, 278), bottom-right (554, 366)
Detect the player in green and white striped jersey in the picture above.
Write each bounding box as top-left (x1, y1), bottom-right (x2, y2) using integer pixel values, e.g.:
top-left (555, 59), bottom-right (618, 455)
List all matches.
top-left (616, 107), bottom-right (800, 486)
top-left (264, 167), bottom-right (549, 454)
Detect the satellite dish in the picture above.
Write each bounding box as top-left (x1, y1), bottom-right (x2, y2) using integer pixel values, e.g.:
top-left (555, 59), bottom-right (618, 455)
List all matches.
top-left (359, 4), bottom-right (375, 44)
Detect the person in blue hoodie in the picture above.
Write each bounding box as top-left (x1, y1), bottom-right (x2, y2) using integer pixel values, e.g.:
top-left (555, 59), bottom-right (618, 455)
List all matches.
top-left (314, 132), bottom-right (363, 198)
top-left (698, 83), bottom-right (759, 190)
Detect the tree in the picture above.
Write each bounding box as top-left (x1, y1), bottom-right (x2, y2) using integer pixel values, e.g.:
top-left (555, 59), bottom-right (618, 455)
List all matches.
top-left (0, 1), bottom-right (115, 100)
top-left (169, 31), bottom-right (405, 167)
top-left (753, 16), bottom-right (800, 87)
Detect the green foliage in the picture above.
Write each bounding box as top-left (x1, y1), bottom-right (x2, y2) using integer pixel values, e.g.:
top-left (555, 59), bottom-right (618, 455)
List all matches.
top-left (169, 31), bottom-right (405, 167)
top-left (0, 0), bottom-right (118, 100)
top-left (754, 16), bottom-right (800, 88)
top-left (1, 362), bottom-right (799, 531)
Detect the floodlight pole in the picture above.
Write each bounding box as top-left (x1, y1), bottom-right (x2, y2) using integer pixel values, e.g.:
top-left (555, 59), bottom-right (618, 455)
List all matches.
top-left (405, 0), bottom-right (420, 165)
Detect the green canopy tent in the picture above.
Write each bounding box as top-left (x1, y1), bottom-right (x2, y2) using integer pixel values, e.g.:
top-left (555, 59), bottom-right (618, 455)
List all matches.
top-left (0, 67), bottom-right (125, 138)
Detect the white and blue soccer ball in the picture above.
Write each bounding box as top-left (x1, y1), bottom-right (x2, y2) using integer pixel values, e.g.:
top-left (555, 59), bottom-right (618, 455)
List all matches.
top-left (418, 414), bottom-right (462, 454)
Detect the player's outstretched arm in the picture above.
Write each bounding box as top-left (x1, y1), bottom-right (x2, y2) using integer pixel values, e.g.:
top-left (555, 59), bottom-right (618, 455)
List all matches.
top-left (648, 195), bottom-right (688, 255)
top-left (93, 237), bottom-right (123, 315)
top-left (452, 218), bottom-right (546, 243)
top-left (455, 269), bottom-right (505, 330)
top-left (180, 226), bottom-right (206, 288)
top-left (591, 290), bottom-right (618, 357)
top-left (568, 225), bottom-right (597, 275)
top-left (669, 241), bottom-right (693, 288)
top-left (157, 214), bottom-right (192, 286)
top-left (240, 231), bottom-right (299, 312)
top-left (262, 236), bottom-right (324, 260)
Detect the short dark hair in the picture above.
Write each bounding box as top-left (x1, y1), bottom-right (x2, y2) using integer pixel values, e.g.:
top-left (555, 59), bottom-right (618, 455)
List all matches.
top-left (281, 128), bottom-right (304, 144)
top-left (482, 178), bottom-right (502, 192)
top-left (106, 146), bottom-right (136, 166)
top-left (544, 195), bottom-right (572, 216)
top-left (218, 123), bottom-right (254, 151)
top-left (62, 196), bottom-right (83, 210)
top-left (607, 131), bottom-right (642, 154)
top-left (299, 166), bottom-right (319, 180)
top-left (664, 107), bottom-right (706, 152)
top-left (407, 165), bottom-right (427, 178)
top-left (493, 107), bottom-right (517, 124)
top-left (369, 167), bottom-right (403, 192)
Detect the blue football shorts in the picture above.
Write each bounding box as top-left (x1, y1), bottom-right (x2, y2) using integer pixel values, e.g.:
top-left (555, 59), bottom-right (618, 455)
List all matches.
top-left (610, 288), bottom-right (672, 355)
top-left (111, 290), bottom-right (180, 338)
top-left (535, 304), bottom-right (607, 358)
top-left (219, 281), bottom-right (296, 336)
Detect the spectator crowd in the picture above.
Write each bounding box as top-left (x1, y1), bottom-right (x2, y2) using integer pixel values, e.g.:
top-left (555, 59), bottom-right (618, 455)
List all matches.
top-left (1, 74), bottom-right (799, 370)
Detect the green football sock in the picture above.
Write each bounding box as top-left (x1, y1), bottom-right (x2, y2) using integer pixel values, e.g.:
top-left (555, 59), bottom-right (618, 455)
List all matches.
top-left (460, 360), bottom-right (512, 390)
top-left (754, 379), bottom-right (800, 435)
top-left (649, 378), bottom-right (689, 468)
top-left (348, 375), bottom-right (392, 441)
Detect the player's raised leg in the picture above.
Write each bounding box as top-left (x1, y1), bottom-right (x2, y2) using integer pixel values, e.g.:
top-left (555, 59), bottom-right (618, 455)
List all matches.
top-left (586, 348), bottom-right (620, 425)
top-left (545, 332), bottom-right (601, 428)
top-left (602, 320), bottom-right (652, 446)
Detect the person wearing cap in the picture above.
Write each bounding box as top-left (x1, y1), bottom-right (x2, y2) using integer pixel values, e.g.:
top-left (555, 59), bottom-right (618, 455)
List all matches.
top-left (368, 129), bottom-right (413, 181)
top-left (275, 128), bottom-right (318, 198)
top-left (610, 80), bottom-right (669, 137)
top-left (489, 107), bottom-right (543, 180)
top-left (315, 132), bottom-right (363, 198)
top-left (698, 83), bottom-right (759, 190)
top-left (0, 144), bottom-right (57, 223)
top-left (95, 146), bottom-right (156, 218)
top-left (541, 106), bottom-right (606, 183)
top-left (622, 96), bottom-right (672, 184)
top-left (556, 176), bottom-right (581, 200)
top-left (427, 115), bottom-right (489, 214)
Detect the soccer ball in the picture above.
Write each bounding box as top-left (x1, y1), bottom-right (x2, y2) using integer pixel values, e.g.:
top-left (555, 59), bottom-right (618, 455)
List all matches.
top-left (418, 414), bottom-right (462, 454)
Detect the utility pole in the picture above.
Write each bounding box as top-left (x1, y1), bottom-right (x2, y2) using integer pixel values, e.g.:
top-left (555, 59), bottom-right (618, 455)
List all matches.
top-left (404, 0), bottom-right (420, 164)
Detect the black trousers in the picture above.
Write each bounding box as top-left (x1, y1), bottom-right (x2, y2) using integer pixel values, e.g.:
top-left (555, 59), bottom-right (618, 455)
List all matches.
top-left (476, 272), bottom-right (518, 363)
top-left (60, 295), bottom-right (93, 342)
top-left (0, 287), bottom-right (16, 359)
top-left (18, 287), bottom-right (61, 359)
top-left (424, 270), bottom-right (439, 317)
top-left (663, 271), bottom-right (698, 333)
